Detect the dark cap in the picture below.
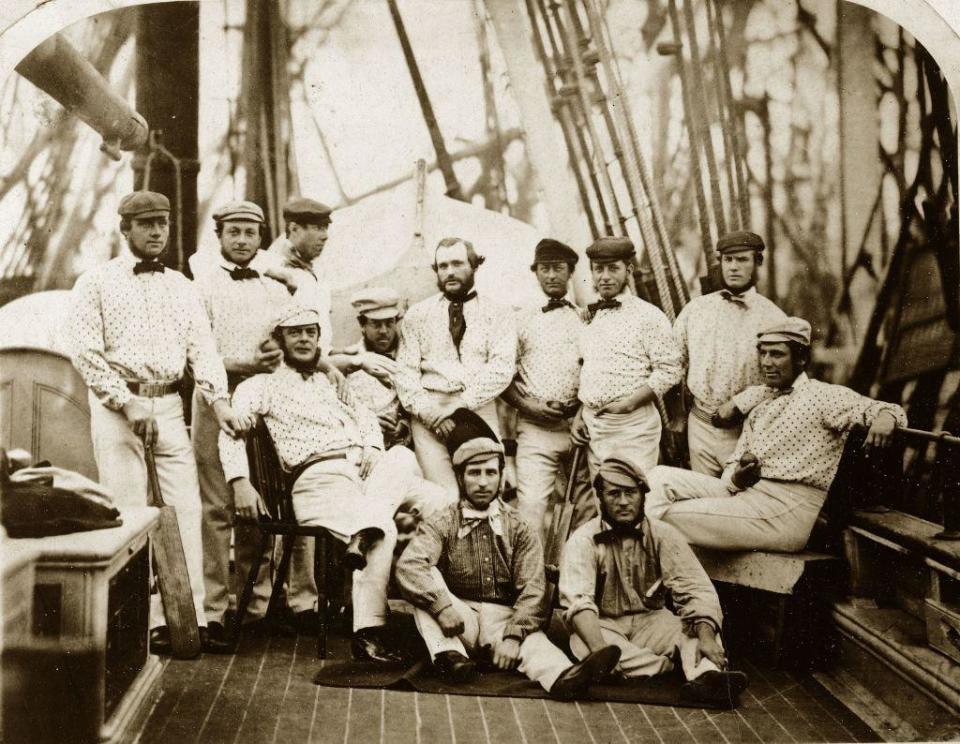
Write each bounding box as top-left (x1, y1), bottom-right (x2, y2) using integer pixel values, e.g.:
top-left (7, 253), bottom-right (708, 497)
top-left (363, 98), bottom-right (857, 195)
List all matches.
top-left (118, 191), bottom-right (170, 219)
top-left (717, 230), bottom-right (765, 254)
top-left (530, 238), bottom-right (578, 271)
top-left (586, 236), bottom-right (635, 262)
top-left (282, 197), bottom-right (333, 224)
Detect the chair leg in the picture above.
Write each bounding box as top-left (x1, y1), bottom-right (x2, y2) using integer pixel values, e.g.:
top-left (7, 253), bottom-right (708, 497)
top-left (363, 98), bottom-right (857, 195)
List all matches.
top-left (266, 535), bottom-right (295, 624)
top-left (231, 530), bottom-right (272, 645)
top-left (314, 534), bottom-right (328, 659)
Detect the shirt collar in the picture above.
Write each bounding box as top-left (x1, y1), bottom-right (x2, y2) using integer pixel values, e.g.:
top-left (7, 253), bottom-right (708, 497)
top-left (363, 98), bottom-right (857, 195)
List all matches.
top-left (791, 372), bottom-right (810, 389)
top-left (458, 498), bottom-right (503, 538)
top-left (721, 286), bottom-right (757, 306)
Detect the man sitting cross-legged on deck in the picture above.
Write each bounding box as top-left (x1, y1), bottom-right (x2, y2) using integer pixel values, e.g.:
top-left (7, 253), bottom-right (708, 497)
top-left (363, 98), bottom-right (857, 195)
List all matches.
top-left (645, 317), bottom-right (906, 552)
top-left (560, 455), bottom-right (749, 706)
top-left (219, 303), bottom-right (442, 663)
top-left (395, 410), bottom-right (621, 699)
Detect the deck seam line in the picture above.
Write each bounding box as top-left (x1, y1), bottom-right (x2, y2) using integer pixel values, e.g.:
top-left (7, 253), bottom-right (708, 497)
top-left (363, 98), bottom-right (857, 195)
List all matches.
top-left (604, 702), bottom-right (633, 744)
top-left (445, 694), bottom-right (458, 744)
top-left (503, 697), bottom-right (521, 744)
top-left (193, 651), bottom-right (238, 743)
top-left (232, 638), bottom-right (271, 744)
top-left (700, 708), bottom-right (731, 744)
top-left (574, 701), bottom-right (599, 744)
top-left (540, 698), bottom-right (563, 743)
top-left (671, 705), bottom-right (701, 743)
top-left (269, 634), bottom-right (301, 744)
top-left (306, 659), bottom-right (322, 744)
top-left (342, 687), bottom-right (354, 744)
top-left (637, 703), bottom-right (667, 744)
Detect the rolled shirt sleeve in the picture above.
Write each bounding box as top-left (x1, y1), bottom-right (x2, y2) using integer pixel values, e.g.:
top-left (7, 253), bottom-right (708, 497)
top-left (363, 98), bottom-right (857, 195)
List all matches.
top-left (558, 524), bottom-right (602, 624)
top-left (219, 375), bottom-right (268, 482)
top-left (654, 521), bottom-right (723, 633)
top-left (395, 512), bottom-right (455, 616)
top-left (504, 519), bottom-right (548, 640)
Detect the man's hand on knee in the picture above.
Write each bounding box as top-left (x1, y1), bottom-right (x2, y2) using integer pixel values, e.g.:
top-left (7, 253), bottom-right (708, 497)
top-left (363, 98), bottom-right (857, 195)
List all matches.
top-left (493, 637), bottom-right (521, 670)
top-left (695, 623), bottom-right (727, 669)
top-left (436, 606), bottom-right (465, 638)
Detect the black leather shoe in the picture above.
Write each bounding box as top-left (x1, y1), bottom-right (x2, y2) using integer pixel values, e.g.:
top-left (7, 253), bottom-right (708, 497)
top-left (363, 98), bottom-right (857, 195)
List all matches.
top-left (550, 645), bottom-right (622, 700)
top-left (290, 609), bottom-right (319, 634)
top-left (149, 626), bottom-right (172, 656)
top-left (343, 534), bottom-right (367, 572)
top-left (433, 650), bottom-right (478, 684)
top-left (682, 669), bottom-right (749, 707)
top-left (200, 622), bottom-right (235, 654)
top-left (351, 626), bottom-right (404, 664)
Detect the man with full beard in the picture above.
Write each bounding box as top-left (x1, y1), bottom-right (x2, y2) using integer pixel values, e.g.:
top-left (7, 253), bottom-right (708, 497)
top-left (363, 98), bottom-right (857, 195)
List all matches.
top-left (672, 231), bottom-right (786, 475)
top-left (69, 190), bottom-right (245, 656)
top-left (219, 303), bottom-right (430, 662)
top-left (396, 237), bottom-right (516, 495)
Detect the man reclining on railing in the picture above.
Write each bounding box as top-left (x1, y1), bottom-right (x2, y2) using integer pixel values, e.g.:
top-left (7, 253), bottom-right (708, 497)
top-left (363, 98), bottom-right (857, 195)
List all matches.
top-left (395, 410), bottom-right (622, 698)
top-left (560, 455), bottom-right (749, 706)
top-left (218, 303), bottom-right (449, 663)
top-left (645, 317), bottom-right (906, 552)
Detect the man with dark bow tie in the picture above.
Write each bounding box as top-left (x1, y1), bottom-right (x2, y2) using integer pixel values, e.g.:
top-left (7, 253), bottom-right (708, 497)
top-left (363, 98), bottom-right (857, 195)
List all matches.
top-left (672, 231), bottom-right (786, 476)
top-left (560, 455), bottom-right (749, 706)
top-left (396, 410), bottom-right (621, 697)
top-left (646, 317), bottom-right (905, 552)
top-left (571, 237), bottom-right (683, 479)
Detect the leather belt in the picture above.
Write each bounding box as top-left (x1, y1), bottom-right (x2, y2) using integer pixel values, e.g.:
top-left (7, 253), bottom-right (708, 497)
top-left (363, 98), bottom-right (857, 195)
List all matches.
top-left (690, 405), bottom-right (714, 426)
top-left (289, 452), bottom-right (348, 485)
top-left (126, 380), bottom-right (180, 397)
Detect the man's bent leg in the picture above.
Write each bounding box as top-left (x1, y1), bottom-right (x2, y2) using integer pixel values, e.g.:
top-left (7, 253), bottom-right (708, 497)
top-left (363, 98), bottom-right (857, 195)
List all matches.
top-left (413, 571), bottom-right (482, 658)
top-left (411, 418), bottom-right (458, 497)
top-left (627, 609), bottom-right (718, 681)
top-left (569, 615), bottom-right (674, 678)
top-left (686, 413), bottom-right (739, 478)
top-left (352, 521), bottom-right (397, 631)
top-left (644, 466), bottom-right (731, 520)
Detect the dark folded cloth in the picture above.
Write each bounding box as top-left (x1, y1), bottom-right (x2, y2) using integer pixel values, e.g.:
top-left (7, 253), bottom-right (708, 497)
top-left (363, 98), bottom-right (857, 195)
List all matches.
top-left (1, 478), bottom-right (122, 538)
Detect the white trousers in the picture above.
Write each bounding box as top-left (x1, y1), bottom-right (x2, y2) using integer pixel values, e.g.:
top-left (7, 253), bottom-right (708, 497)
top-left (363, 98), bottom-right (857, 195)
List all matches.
top-left (413, 569), bottom-right (572, 692)
top-left (287, 447), bottom-right (452, 623)
top-left (686, 412), bottom-right (740, 477)
top-left (410, 393), bottom-right (501, 496)
top-left (569, 610), bottom-right (718, 680)
top-left (192, 391), bottom-right (273, 624)
top-left (582, 402), bottom-right (661, 480)
top-left (515, 415), bottom-right (594, 540)
top-left (645, 466), bottom-right (827, 552)
top-left (89, 392), bottom-right (206, 630)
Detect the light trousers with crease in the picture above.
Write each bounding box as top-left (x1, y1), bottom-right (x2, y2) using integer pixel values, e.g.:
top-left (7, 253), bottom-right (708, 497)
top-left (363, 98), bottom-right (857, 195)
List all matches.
top-left (686, 412), bottom-right (740, 478)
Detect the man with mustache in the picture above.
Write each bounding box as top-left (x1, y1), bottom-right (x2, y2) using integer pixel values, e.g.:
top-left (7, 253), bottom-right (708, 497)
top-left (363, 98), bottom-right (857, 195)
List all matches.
top-left (69, 190), bottom-right (244, 656)
top-left (560, 455), bottom-right (749, 706)
top-left (672, 231), bottom-right (786, 476)
top-left (645, 318), bottom-right (906, 552)
top-left (191, 200), bottom-right (298, 649)
top-left (571, 237), bottom-right (683, 479)
top-left (501, 238), bottom-right (592, 538)
top-left (396, 411), bottom-right (621, 697)
top-left (219, 304), bottom-right (433, 662)
top-left (396, 237), bottom-right (517, 495)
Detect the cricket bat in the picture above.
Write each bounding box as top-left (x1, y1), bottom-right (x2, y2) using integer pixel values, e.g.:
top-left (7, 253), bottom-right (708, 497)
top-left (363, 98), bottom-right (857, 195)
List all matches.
top-left (542, 446), bottom-right (584, 618)
top-left (144, 444), bottom-right (202, 659)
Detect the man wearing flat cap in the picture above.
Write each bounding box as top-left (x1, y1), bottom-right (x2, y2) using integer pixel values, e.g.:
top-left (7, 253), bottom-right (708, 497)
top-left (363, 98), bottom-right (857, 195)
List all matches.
top-left (672, 231), bottom-right (786, 476)
top-left (191, 200), bottom-right (298, 646)
top-left (396, 237), bottom-right (517, 495)
top-left (69, 190), bottom-right (245, 655)
top-left (396, 409), bottom-right (621, 698)
top-left (219, 302), bottom-right (441, 660)
top-left (560, 454), bottom-right (748, 705)
top-left (254, 196), bottom-right (335, 354)
top-left (571, 236), bottom-right (683, 479)
top-left (646, 317), bottom-right (906, 552)
top-left (501, 238), bottom-right (592, 538)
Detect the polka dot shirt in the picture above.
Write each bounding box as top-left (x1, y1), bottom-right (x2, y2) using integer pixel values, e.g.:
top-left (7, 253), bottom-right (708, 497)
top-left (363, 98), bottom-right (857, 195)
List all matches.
top-left (515, 300), bottom-right (583, 406)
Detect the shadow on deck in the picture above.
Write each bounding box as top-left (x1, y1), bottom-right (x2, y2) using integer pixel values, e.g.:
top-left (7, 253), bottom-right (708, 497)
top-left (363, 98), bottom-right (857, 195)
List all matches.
top-left (132, 628), bottom-right (880, 744)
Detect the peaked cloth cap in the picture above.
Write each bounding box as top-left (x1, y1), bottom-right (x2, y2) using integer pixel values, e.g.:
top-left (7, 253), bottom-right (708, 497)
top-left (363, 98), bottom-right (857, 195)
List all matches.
top-left (596, 456), bottom-right (649, 490)
top-left (717, 230), bottom-right (765, 254)
top-left (531, 238), bottom-right (579, 270)
top-left (351, 287), bottom-right (403, 320)
top-left (282, 197), bottom-right (333, 223)
top-left (444, 409), bottom-right (504, 467)
top-left (213, 200), bottom-right (265, 224)
top-left (118, 191), bottom-right (170, 219)
top-left (275, 303), bottom-right (322, 329)
top-left (586, 236), bottom-right (635, 262)
top-left (757, 316), bottom-right (812, 347)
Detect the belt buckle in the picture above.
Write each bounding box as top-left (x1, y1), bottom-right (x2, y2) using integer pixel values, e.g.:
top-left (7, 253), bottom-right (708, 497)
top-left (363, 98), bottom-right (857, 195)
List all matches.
top-left (143, 381), bottom-right (165, 397)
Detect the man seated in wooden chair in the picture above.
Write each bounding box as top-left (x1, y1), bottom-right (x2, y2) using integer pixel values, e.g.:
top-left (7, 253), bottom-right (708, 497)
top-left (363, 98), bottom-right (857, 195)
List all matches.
top-left (219, 303), bottom-right (436, 663)
top-left (396, 410), bottom-right (621, 698)
top-left (560, 455), bottom-right (749, 706)
top-left (644, 317), bottom-right (906, 552)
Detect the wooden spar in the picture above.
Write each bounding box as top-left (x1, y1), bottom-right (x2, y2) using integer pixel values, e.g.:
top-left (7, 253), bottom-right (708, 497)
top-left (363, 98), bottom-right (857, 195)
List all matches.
top-left (537, 0), bottom-right (614, 235)
top-left (680, 0), bottom-right (728, 241)
top-left (664, 0), bottom-right (716, 286)
top-left (386, 0), bottom-right (464, 201)
top-left (711, 0), bottom-right (752, 228)
top-left (573, 0), bottom-right (679, 318)
top-left (524, 0), bottom-right (600, 238)
top-left (581, 0), bottom-right (690, 312)
top-left (703, 0), bottom-right (740, 231)
top-left (548, 0), bottom-right (626, 235)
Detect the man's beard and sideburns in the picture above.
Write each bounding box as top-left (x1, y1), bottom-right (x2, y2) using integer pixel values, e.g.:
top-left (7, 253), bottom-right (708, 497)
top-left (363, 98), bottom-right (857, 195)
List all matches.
top-left (720, 262), bottom-right (759, 294)
top-left (437, 272), bottom-right (476, 301)
top-left (281, 344), bottom-right (321, 377)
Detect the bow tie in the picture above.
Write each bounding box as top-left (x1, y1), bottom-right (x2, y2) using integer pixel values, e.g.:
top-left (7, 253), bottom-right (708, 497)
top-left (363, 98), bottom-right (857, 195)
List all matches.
top-left (586, 298), bottom-right (621, 320)
top-left (133, 260), bottom-right (165, 275)
top-left (719, 290), bottom-right (748, 308)
top-left (458, 501), bottom-right (503, 538)
top-left (227, 266), bottom-right (260, 281)
top-left (542, 298), bottom-right (573, 313)
top-left (593, 525), bottom-right (644, 545)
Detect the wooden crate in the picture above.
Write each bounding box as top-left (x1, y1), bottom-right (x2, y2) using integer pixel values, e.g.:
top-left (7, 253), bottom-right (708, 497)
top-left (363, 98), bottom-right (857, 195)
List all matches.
top-left (3, 507), bottom-right (162, 743)
top-left (924, 598), bottom-right (960, 665)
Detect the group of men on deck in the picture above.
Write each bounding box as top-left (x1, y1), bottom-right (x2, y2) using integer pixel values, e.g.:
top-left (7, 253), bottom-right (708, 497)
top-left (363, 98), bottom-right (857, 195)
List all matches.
top-left (68, 189), bottom-right (905, 705)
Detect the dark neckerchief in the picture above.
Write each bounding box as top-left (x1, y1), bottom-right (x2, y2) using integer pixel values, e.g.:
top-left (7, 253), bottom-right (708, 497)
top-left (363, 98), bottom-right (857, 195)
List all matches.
top-left (133, 260), bottom-right (165, 275)
top-left (224, 265), bottom-right (259, 281)
top-left (586, 297), bottom-right (621, 321)
top-left (593, 521), bottom-right (645, 545)
top-left (542, 297), bottom-right (573, 313)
